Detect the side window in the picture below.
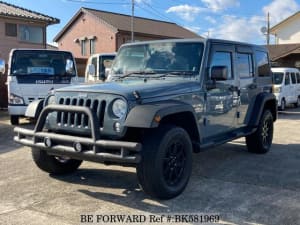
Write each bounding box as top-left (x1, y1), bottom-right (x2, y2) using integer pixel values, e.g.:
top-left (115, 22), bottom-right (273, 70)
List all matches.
top-left (255, 51), bottom-right (271, 77)
top-left (210, 51), bottom-right (233, 79)
top-left (291, 72), bottom-right (296, 84)
top-left (296, 73), bottom-right (300, 83)
top-left (237, 53), bottom-right (253, 78)
top-left (285, 73), bottom-right (290, 85)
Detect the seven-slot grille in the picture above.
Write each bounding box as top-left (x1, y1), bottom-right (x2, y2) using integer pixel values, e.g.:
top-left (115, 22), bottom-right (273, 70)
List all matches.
top-left (56, 97), bottom-right (106, 129)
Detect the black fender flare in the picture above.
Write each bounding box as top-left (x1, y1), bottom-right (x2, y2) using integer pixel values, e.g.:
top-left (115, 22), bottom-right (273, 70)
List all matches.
top-left (25, 99), bottom-right (44, 119)
top-left (245, 92), bottom-right (277, 126)
top-left (124, 101), bottom-right (198, 128)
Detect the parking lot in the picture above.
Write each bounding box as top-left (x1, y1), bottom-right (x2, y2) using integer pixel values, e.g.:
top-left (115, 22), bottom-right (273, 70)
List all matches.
top-left (0, 108), bottom-right (300, 225)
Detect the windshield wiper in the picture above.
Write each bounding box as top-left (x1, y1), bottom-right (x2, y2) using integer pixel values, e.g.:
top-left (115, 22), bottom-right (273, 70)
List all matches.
top-left (119, 70), bottom-right (157, 79)
top-left (157, 71), bottom-right (196, 78)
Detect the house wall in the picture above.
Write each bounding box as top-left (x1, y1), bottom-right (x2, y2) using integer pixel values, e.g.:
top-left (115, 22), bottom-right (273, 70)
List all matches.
top-left (0, 17), bottom-right (46, 62)
top-left (56, 12), bottom-right (117, 59)
top-left (274, 17), bottom-right (300, 44)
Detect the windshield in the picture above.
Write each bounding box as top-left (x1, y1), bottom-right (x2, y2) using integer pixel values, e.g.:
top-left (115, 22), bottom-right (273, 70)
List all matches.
top-left (111, 42), bottom-right (203, 78)
top-left (11, 50), bottom-right (76, 76)
top-left (273, 72), bottom-right (284, 84)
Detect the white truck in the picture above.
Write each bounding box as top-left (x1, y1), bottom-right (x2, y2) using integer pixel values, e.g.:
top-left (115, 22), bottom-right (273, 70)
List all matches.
top-left (85, 53), bottom-right (116, 82)
top-left (6, 49), bottom-right (79, 125)
top-left (272, 67), bottom-right (300, 110)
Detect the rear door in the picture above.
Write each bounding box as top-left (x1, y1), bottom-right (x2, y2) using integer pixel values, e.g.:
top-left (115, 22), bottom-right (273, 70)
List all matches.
top-left (235, 45), bottom-right (258, 126)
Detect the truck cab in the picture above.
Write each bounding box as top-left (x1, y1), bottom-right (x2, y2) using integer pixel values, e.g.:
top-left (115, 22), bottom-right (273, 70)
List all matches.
top-left (7, 49), bottom-right (79, 125)
top-left (85, 53), bottom-right (116, 83)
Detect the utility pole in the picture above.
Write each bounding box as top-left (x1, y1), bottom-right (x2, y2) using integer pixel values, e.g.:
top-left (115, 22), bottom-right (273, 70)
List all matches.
top-left (131, 0), bottom-right (134, 42)
top-left (267, 12), bottom-right (270, 45)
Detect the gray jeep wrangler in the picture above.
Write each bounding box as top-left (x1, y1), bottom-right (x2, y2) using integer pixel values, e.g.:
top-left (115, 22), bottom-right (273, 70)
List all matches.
top-left (14, 39), bottom-right (277, 199)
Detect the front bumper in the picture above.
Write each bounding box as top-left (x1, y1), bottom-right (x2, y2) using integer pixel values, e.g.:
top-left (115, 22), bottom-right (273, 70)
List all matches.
top-left (8, 105), bottom-right (27, 116)
top-left (14, 105), bottom-right (142, 165)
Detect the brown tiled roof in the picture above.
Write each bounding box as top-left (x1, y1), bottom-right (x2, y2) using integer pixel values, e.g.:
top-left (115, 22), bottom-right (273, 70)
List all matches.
top-left (0, 1), bottom-right (59, 25)
top-left (54, 7), bottom-right (200, 41)
top-left (266, 44), bottom-right (300, 60)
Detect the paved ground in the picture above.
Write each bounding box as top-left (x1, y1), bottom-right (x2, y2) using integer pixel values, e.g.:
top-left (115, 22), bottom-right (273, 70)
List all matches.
top-left (0, 108), bottom-right (300, 225)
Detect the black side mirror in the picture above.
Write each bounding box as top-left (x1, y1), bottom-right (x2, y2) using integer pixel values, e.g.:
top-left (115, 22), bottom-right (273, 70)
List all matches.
top-left (0, 59), bottom-right (5, 75)
top-left (211, 66), bottom-right (228, 81)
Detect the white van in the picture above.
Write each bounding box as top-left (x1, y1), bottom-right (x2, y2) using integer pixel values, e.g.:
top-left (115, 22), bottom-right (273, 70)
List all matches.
top-left (272, 67), bottom-right (300, 110)
top-left (7, 49), bottom-right (79, 125)
top-left (85, 53), bottom-right (116, 82)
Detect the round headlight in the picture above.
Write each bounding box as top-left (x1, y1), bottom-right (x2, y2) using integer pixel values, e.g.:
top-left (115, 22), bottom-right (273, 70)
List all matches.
top-left (112, 99), bottom-right (127, 118)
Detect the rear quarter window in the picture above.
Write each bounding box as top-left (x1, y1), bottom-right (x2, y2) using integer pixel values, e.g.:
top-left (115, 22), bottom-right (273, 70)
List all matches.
top-left (255, 50), bottom-right (271, 77)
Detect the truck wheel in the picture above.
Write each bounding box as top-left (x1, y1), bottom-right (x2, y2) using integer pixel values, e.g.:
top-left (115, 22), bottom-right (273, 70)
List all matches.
top-left (246, 110), bottom-right (273, 154)
top-left (10, 115), bottom-right (19, 125)
top-left (136, 125), bottom-right (193, 199)
top-left (280, 99), bottom-right (286, 111)
top-left (294, 97), bottom-right (300, 108)
top-left (32, 148), bottom-right (82, 174)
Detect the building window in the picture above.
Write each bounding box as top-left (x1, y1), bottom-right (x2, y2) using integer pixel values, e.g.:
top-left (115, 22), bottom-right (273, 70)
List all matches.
top-left (5, 23), bottom-right (17, 37)
top-left (19, 25), bottom-right (43, 44)
top-left (81, 40), bottom-right (86, 56)
top-left (89, 39), bottom-right (95, 55)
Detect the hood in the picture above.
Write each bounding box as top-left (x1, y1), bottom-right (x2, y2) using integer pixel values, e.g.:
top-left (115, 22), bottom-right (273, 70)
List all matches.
top-left (56, 79), bottom-right (198, 100)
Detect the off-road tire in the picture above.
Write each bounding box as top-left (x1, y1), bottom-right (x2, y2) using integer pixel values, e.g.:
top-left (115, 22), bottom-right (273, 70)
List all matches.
top-left (10, 115), bottom-right (19, 125)
top-left (246, 110), bottom-right (273, 154)
top-left (32, 148), bottom-right (82, 174)
top-left (136, 125), bottom-right (193, 200)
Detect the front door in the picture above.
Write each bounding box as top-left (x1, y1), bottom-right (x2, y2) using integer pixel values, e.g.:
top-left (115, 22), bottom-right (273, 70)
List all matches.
top-left (202, 44), bottom-right (238, 139)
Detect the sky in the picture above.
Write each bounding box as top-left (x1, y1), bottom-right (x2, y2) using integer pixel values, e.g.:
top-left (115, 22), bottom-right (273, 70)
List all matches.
top-left (5, 0), bottom-right (300, 45)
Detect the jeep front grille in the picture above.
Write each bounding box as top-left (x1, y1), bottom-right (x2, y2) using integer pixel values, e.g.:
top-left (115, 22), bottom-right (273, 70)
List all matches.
top-left (56, 97), bottom-right (106, 129)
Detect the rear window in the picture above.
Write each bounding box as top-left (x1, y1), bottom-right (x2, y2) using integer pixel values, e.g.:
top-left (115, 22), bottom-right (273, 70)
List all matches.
top-left (255, 51), bottom-right (271, 77)
top-left (11, 50), bottom-right (76, 76)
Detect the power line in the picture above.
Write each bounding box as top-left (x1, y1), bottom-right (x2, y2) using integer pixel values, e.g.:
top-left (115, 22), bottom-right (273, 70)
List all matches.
top-left (65, 0), bottom-right (130, 5)
top-left (140, 0), bottom-right (175, 22)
